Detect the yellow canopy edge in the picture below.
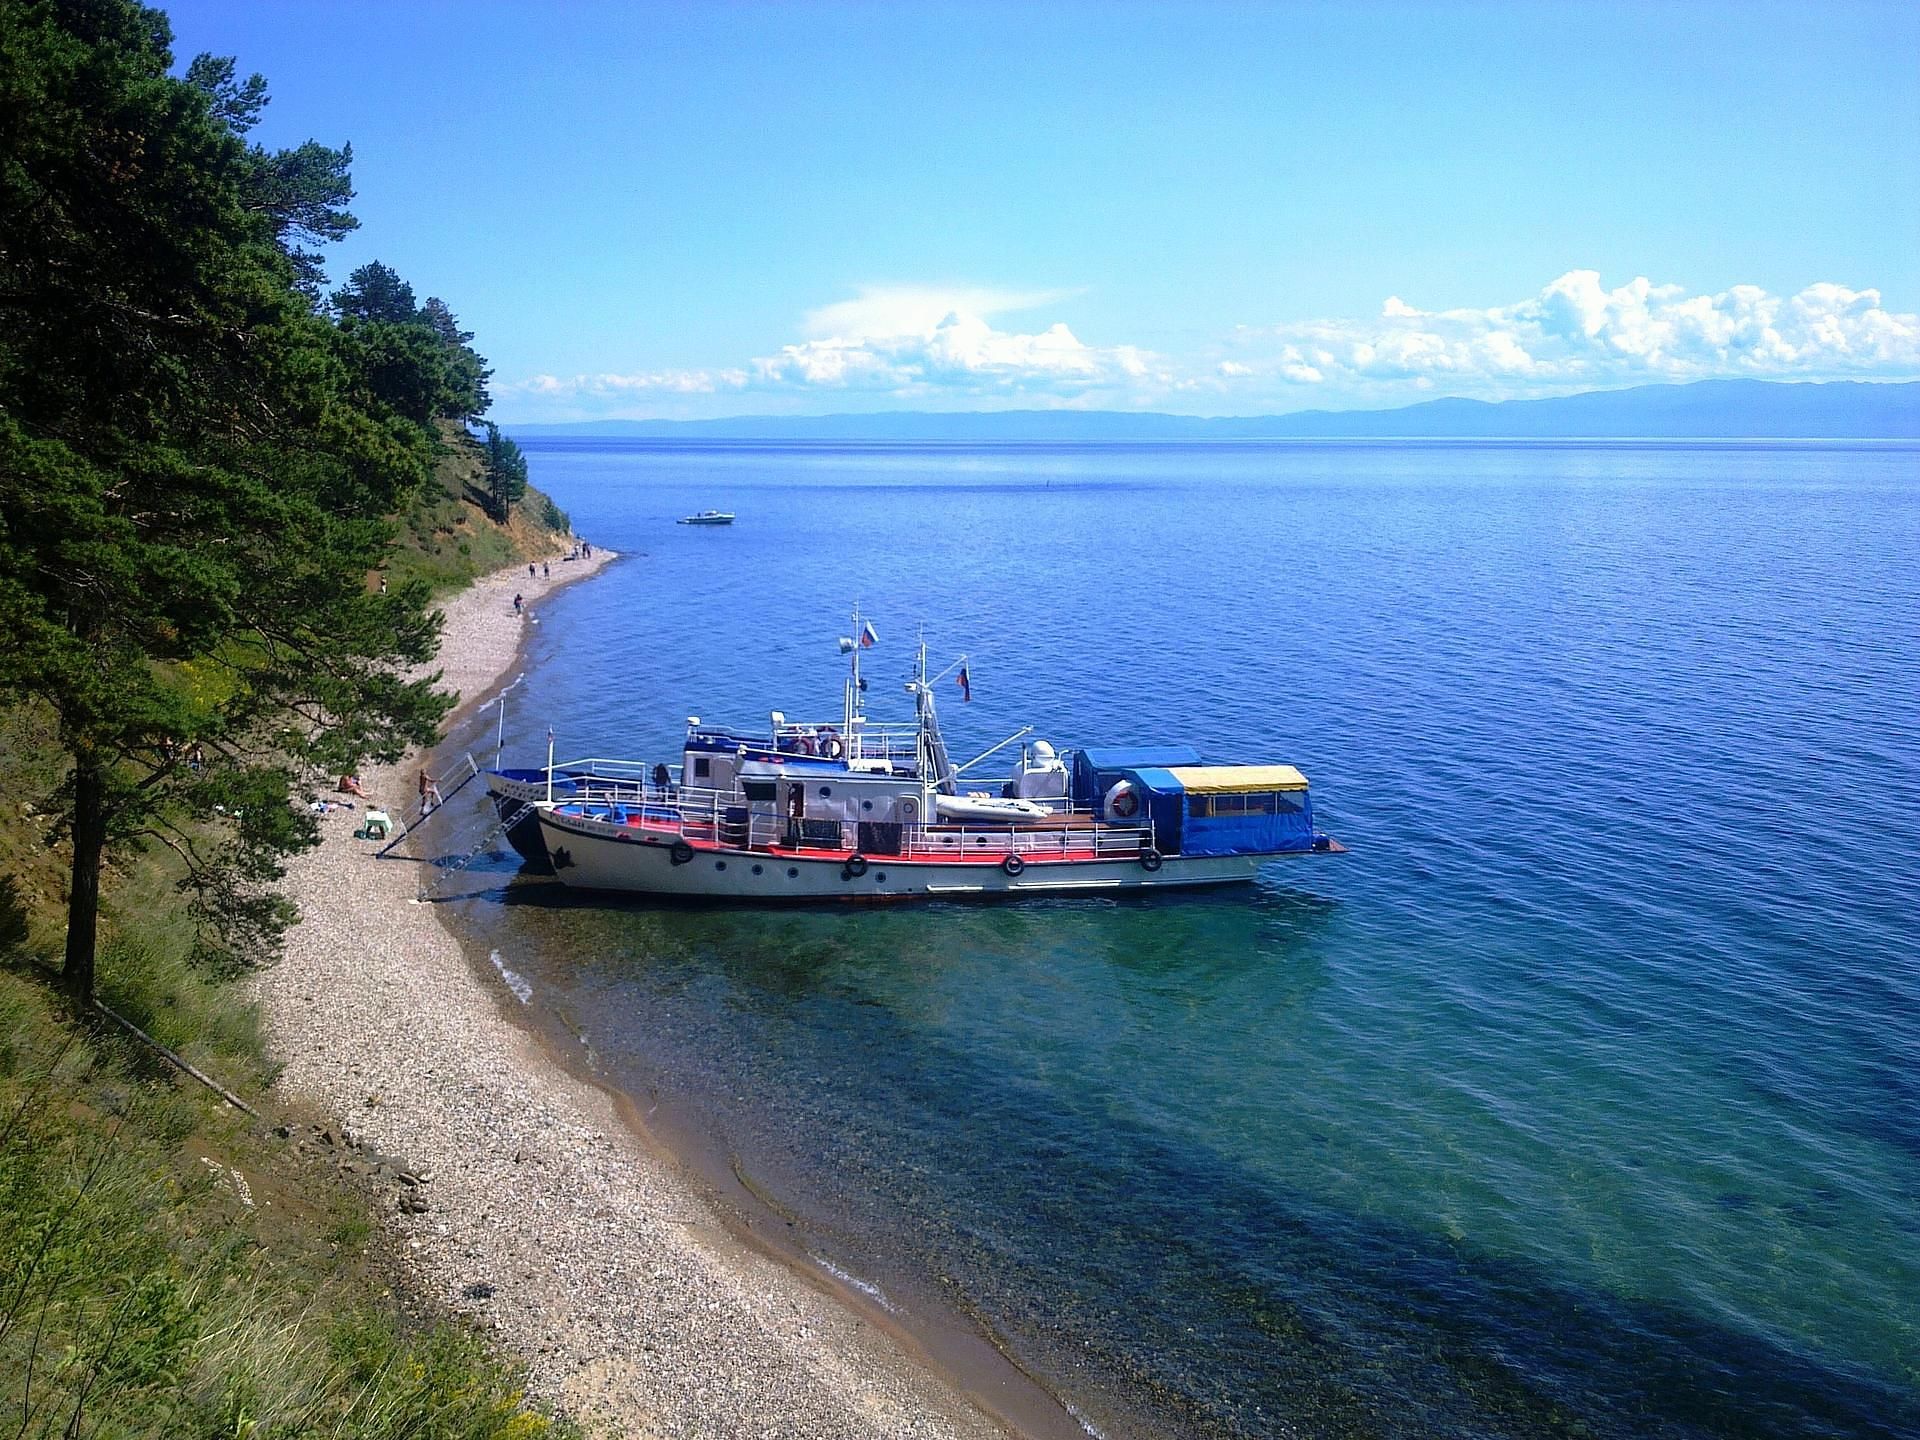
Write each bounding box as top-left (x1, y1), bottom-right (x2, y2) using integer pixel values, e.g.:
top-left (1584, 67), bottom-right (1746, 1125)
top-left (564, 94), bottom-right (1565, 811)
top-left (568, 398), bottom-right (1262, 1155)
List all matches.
top-left (1167, 764), bottom-right (1309, 794)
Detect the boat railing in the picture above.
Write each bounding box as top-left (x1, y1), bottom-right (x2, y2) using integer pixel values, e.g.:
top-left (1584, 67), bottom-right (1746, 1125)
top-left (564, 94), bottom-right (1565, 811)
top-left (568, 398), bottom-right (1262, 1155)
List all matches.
top-left (902, 820), bottom-right (1155, 860)
top-left (557, 788), bottom-right (1158, 861)
top-left (771, 719), bottom-right (921, 766)
top-left (551, 755), bottom-right (655, 780)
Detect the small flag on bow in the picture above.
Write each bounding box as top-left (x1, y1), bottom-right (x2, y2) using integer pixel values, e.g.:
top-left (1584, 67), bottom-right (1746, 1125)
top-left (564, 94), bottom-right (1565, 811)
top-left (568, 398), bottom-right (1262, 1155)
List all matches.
top-left (956, 664), bottom-right (971, 702)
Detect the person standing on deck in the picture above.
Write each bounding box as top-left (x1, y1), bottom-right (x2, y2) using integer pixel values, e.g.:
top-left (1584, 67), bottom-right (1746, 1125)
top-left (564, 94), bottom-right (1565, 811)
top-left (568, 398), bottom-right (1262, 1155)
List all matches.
top-left (786, 780), bottom-right (806, 848)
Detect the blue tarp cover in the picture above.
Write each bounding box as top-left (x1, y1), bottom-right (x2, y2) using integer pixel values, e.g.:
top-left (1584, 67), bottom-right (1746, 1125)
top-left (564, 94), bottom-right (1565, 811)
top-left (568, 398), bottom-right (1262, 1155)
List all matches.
top-left (1182, 788), bottom-right (1315, 856)
top-left (1124, 767), bottom-right (1187, 852)
top-left (1127, 767), bottom-right (1186, 792)
top-left (1072, 745), bottom-right (1203, 809)
top-left (1076, 746), bottom-right (1202, 771)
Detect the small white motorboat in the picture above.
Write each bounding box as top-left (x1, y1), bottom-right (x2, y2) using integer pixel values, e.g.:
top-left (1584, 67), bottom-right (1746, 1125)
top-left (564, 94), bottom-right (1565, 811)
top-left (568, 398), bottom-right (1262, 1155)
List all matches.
top-left (678, 510), bottom-right (735, 525)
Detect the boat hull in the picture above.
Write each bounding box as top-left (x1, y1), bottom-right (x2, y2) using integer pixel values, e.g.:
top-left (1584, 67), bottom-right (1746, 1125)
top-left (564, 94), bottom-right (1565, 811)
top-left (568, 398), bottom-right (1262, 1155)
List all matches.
top-left (487, 772), bottom-right (559, 869)
top-left (533, 807), bottom-right (1267, 900)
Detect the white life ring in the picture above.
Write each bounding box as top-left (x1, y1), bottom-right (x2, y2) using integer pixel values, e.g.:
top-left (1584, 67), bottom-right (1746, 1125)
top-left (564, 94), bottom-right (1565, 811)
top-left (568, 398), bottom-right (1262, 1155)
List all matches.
top-left (821, 734), bottom-right (844, 759)
top-left (1104, 780), bottom-right (1140, 820)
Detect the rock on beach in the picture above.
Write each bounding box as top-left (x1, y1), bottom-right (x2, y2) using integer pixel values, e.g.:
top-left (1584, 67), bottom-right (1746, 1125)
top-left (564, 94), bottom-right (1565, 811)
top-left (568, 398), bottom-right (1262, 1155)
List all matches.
top-left (262, 551), bottom-right (1009, 1438)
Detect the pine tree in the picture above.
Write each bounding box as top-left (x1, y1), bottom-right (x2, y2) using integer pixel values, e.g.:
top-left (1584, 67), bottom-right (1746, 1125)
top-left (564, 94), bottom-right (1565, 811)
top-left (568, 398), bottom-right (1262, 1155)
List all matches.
top-left (0, 1), bottom-right (453, 996)
top-left (481, 423), bottom-right (529, 523)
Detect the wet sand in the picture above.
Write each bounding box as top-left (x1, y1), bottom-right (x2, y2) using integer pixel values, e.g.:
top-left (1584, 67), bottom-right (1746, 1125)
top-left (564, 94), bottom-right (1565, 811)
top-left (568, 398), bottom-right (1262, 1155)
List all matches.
top-left (264, 552), bottom-right (1069, 1438)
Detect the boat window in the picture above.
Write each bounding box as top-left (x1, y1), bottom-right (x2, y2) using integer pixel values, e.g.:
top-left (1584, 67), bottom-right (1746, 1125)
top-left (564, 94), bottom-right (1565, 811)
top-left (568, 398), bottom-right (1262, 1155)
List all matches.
top-left (693, 757), bottom-right (711, 779)
top-left (742, 780), bottom-right (776, 803)
top-left (818, 786), bottom-right (832, 798)
top-left (1192, 792), bottom-right (1285, 816)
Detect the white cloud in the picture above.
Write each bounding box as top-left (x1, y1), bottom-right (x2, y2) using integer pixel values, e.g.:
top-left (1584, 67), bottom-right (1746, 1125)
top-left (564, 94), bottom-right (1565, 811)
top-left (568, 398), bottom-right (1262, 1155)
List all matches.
top-left (504, 271), bottom-right (1920, 419)
top-left (521, 368), bottom-right (747, 398)
top-left (752, 292), bottom-right (1158, 397)
top-left (799, 284), bottom-right (1073, 341)
top-left (1220, 271), bottom-right (1920, 394)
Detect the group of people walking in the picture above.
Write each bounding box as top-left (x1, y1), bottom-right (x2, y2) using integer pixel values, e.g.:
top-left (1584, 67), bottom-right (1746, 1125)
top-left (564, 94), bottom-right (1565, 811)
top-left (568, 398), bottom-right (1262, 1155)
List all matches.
top-left (511, 539), bottom-right (597, 617)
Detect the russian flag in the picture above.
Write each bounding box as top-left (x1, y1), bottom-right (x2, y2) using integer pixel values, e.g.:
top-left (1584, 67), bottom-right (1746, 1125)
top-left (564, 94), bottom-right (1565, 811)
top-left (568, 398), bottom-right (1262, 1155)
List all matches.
top-left (859, 620), bottom-right (879, 649)
top-left (957, 664), bottom-right (971, 702)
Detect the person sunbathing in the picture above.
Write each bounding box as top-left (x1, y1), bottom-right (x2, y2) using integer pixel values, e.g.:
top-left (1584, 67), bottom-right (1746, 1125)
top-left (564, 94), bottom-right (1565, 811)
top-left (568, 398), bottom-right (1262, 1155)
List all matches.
top-left (338, 774), bottom-right (367, 797)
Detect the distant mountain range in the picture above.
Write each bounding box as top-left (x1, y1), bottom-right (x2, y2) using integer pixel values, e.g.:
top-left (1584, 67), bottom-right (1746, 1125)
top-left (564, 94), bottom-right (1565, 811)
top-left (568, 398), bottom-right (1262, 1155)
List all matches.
top-left (506, 379), bottom-right (1920, 442)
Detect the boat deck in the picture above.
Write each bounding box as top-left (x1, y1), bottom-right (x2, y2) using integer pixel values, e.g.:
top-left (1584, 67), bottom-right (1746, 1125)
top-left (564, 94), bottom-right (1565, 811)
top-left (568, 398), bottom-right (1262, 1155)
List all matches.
top-left (552, 806), bottom-right (1119, 864)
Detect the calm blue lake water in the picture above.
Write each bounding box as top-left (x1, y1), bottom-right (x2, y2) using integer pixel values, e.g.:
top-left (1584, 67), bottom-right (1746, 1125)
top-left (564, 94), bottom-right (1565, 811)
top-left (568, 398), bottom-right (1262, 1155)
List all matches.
top-left (446, 439), bottom-right (1919, 1438)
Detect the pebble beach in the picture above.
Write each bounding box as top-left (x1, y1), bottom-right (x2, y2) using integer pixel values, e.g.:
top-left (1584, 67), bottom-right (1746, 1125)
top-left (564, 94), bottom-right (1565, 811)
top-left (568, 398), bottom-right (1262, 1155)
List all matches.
top-left (261, 554), bottom-right (1023, 1440)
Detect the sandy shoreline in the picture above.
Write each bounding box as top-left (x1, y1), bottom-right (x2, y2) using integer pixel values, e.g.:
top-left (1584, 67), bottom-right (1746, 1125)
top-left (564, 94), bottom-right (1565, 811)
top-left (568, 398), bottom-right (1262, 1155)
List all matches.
top-left (263, 553), bottom-right (1049, 1439)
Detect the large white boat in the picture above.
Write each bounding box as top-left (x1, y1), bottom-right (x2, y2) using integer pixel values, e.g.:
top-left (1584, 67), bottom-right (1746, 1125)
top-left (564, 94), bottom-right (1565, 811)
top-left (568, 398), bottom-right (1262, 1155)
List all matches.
top-left (490, 616), bottom-right (1341, 901)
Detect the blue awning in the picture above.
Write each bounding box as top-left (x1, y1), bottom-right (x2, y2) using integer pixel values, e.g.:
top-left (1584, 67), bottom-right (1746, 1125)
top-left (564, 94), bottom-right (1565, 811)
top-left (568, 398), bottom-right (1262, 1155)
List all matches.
top-left (1127, 767), bottom-right (1187, 794)
top-left (1076, 745), bottom-right (1201, 771)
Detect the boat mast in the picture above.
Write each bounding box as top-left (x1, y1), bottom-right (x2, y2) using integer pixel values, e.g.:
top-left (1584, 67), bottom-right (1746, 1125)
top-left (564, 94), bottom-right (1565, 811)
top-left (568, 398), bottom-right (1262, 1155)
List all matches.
top-left (844, 604), bottom-right (868, 754)
top-left (913, 636), bottom-right (960, 794)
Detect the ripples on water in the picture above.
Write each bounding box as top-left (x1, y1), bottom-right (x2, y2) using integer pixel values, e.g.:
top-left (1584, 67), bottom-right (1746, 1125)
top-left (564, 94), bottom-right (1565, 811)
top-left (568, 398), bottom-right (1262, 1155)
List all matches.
top-left (446, 440), bottom-right (1920, 1438)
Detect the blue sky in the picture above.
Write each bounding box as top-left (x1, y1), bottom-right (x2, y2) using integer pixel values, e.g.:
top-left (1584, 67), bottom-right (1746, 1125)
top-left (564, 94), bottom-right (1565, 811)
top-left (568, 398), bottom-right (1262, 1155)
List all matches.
top-left (163, 1), bottom-right (1920, 420)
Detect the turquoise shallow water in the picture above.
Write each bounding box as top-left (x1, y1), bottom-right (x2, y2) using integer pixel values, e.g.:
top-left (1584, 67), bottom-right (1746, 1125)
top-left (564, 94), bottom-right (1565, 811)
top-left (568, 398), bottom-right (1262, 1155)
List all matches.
top-left (445, 439), bottom-right (1919, 1438)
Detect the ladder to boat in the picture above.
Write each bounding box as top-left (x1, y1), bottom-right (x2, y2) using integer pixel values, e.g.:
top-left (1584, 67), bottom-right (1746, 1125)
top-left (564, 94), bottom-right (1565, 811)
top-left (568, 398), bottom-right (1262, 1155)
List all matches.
top-left (414, 794), bottom-right (535, 903)
top-left (375, 752), bottom-right (486, 857)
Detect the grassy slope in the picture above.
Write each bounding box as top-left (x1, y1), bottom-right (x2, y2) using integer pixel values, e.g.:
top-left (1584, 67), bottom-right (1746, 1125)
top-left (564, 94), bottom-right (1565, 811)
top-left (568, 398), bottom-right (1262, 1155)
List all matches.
top-left (0, 442), bottom-right (582, 1437)
top-left (387, 424), bottom-right (572, 597)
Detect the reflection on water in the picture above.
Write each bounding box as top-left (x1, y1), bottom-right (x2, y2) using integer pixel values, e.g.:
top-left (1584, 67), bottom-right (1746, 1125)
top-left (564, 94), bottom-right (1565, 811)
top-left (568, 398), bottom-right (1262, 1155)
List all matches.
top-left (437, 440), bottom-right (1920, 1438)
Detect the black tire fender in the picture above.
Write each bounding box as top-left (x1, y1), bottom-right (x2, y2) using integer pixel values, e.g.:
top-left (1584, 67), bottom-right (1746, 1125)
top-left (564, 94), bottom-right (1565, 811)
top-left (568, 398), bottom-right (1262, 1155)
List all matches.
top-left (1139, 846), bottom-right (1163, 872)
top-left (669, 839), bottom-right (695, 866)
top-left (1002, 853), bottom-right (1026, 877)
top-left (843, 853), bottom-right (869, 879)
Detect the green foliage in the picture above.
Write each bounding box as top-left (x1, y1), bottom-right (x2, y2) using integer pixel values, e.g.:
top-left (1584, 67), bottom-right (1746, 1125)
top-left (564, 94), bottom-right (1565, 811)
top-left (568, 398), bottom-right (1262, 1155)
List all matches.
top-left (0, 963), bottom-right (573, 1440)
top-left (538, 494), bottom-right (570, 535)
top-left (425, 297), bottom-right (494, 419)
top-left (183, 47), bottom-right (358, 297)
top-left (332, 259), bottom-right (418, 325)
top-left (333, 266), bottom-right (493, 421)
top-left (0, 1), bottom-right (458, 990)
top-left (481, 424), bottom-right (529, 524)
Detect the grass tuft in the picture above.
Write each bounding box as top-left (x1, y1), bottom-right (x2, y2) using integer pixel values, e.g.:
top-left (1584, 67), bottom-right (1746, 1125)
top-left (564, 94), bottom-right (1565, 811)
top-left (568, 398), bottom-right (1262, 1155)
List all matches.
top-left (0, 957), bottom-right (575, 1439)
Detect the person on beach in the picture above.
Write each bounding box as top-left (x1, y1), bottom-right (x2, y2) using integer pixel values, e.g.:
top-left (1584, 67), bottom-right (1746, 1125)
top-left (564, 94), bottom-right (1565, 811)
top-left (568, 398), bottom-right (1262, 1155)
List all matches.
top-left (418, 768), bottom-right (443, 815)
top-left (513, 592), bottom-right (523, 615)
top-left (528, 562), bottom-right (536, 579)
top-left (338, 774), bottom-right (367, 797)
top-left (543, 560), bottom-right (550, 578)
